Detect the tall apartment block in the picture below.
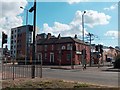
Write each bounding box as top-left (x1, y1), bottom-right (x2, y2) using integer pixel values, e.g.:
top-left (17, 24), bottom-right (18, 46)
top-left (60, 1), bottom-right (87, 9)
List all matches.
top-left (10, 25), bottom-right (33, 61)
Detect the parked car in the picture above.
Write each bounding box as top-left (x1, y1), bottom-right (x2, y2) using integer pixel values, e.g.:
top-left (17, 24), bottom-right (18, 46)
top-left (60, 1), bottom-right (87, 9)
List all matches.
top-left (106, 58), bottom-right (112, 62)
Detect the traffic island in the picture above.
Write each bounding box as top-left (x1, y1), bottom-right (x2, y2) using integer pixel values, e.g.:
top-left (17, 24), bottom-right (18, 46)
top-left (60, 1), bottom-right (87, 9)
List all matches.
top-left (1, 78), bottom-right (118, 89)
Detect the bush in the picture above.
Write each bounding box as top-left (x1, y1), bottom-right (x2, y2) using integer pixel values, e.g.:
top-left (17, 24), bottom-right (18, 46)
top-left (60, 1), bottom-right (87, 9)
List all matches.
top-left (114, 54), bottom-right (120, 69)
top-left (16, 55), bottom-right (25, 65)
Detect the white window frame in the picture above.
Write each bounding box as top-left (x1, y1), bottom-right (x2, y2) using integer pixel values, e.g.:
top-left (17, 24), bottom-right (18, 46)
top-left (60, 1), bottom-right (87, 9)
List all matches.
top-left (50, 53), bottom-right (54, 63)
top-left (45, 53), bottom-right (47, 60)
top-left (51, 45), bottom-right (54, 51)
top-left (62, 45), bottom-right (66, 50)
top-left (38, 53), bottom-right (42, 63)
top-left (45, 45), bottom-right (47, 51)
top-left (67, 44), bottom-right (72, 50)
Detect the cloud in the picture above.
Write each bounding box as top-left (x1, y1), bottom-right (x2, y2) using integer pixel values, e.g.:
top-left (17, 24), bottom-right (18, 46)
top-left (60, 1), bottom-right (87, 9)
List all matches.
top-left (42, 10), bottom-right (110, 39)
top-left (43, 22), bottom-right (88, 38)
top-left (105, 30), bottom-right (119, 39)
top-left (67, 0), bottom-right (88, 4)
top-left (0, 0), bottom-right (28, 48)
top-left (1, 0), bottom-right (27, 18)
top-left (71, 10), bottom-right (111, 28)
top-left (104, 4), bottom-right (117, 11)
top-left (99, 42), bottom-right (104, 45)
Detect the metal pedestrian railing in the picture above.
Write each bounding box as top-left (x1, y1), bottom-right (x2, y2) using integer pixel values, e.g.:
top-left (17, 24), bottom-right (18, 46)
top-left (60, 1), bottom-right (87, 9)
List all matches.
top-left (2, 64), bottom-right (42, 80)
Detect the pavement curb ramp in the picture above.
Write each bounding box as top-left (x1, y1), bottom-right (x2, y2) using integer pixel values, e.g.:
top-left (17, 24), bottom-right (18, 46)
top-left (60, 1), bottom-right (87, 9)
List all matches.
top-left (50, 66), bottom-right (120, 72)
top-left (105, 69), bottom-right (120, 72)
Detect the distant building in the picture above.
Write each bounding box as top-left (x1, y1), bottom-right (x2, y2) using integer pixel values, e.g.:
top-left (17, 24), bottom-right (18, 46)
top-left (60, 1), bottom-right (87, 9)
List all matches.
top-left (0, 48), bottom-right (3, 63)
top-left (10, 25), bottom-right (33, 60)
top-left (34, 33), bottom-right (90, 65)
top-left (103, 46), bottom-right (120, 61)
top-left (91, 45), bottom-right (120, 64)
top-left (0, 45), bottom-right (11, 63)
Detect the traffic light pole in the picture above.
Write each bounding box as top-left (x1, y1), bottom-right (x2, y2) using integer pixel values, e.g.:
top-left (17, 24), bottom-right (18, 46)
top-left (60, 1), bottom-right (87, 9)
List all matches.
top-left (71, 44), bottom-right (73, 69)
top-left (89, 33), bottom-right (92, 66)
top-left (1, 32), bottom-right (7, 80)
top-left (1, 32), bottom-right (3, 80)
top-left (95, 44), bottom-right (103, 68)
top-left (2, 42), bottom-right (3, 49)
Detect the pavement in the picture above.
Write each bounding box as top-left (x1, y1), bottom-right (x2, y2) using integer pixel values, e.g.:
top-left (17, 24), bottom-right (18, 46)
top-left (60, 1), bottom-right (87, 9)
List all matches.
top-left (42, 64), bottom-right (120, 72)
top-left (2, 62), bottom-right (120, 72)
top-left (0, 73), bottom-right (2, 79)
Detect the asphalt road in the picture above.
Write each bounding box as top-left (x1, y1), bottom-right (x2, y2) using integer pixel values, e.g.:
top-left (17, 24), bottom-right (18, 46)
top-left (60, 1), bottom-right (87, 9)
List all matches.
top-left (2, 65), bottom-right (119, 87)
top-left (42, 68), bottom-right (119, 87)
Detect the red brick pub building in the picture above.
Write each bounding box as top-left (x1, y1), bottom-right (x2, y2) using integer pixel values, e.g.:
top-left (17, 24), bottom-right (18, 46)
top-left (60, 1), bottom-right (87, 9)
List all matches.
top-left (36, 33), bottom-right (90, 65)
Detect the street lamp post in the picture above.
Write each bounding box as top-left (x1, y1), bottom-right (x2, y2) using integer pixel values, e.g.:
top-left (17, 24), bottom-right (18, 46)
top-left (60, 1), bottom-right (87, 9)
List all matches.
top-left (20, 7), bottom-right (28, 25)
top-left (20, 7), bottom-right (29, 65)
top-left (29, 0), bottom-right (36, 78)
top-left (82, 11), bottom-right (86, 42)
top-left (82, 11), bottom-right (86, 70)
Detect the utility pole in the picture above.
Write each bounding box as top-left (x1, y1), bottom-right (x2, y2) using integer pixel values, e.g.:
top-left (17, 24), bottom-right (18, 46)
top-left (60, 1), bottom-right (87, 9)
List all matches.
top-left (86, 33), bottom-right (95, 66)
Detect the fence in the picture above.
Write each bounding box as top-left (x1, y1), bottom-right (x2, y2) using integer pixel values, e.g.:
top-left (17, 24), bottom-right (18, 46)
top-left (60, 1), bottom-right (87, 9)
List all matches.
top-left (2, 64), bottom-right (42, 80)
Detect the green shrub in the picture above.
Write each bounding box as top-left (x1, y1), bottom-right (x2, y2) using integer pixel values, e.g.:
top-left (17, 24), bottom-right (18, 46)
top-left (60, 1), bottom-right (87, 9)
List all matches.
top-left (74, 83), bottom-right (88, 88)
top-left (114, 54), bottom-right (120, 69)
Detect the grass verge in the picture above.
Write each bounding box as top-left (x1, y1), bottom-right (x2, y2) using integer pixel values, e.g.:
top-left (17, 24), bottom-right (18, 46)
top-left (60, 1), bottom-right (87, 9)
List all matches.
top-left (2, 78), bottom-right (112, 89)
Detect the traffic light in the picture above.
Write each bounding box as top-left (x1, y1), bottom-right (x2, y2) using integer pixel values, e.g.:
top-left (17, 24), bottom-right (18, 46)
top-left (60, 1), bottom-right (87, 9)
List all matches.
top-left (2, 32), bottom-right (7, 47)
top-left (95, 45), bottom-right (98, 51)
top-left (99, 45), bottom-right (103, 53)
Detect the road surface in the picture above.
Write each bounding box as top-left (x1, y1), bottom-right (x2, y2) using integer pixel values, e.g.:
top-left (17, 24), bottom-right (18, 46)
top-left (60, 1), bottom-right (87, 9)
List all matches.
top-left (42, 68), bottom-right (118, 87)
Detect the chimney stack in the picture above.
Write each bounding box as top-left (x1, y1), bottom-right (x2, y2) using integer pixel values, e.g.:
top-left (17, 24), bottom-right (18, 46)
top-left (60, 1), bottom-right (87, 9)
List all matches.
top-left (58, 34), bottom-right (61, 39)
top-left (74, 34), bottom-right (77, 39)
top-left (47, 33), bottom-right (51, 39)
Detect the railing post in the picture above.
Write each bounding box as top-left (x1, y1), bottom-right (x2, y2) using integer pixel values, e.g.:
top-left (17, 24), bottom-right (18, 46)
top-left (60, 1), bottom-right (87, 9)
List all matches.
top-left (12, 58), bottom-right (14, 80)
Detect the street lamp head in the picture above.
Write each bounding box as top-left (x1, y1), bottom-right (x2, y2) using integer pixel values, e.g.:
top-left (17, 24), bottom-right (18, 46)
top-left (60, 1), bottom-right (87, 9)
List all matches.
top-left (20, 6), bottom-right (23, 9)
top-left (84, 11), bottom-right (86, 14)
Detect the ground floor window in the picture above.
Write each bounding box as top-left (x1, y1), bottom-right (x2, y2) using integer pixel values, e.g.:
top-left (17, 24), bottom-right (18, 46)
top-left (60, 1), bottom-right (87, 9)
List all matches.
top-left (45, 53), bottom-right (47, 60)
top-left (50, 53), bottom-right (54, 63)
top-left (67, 54), bottom-right (71, 61)
top-left (38, 53), bottom-right (42, 63)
